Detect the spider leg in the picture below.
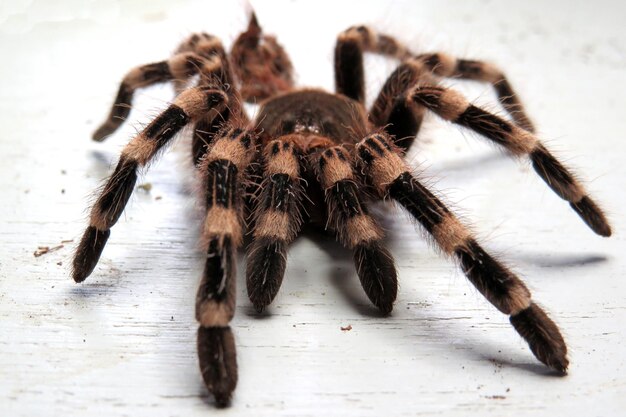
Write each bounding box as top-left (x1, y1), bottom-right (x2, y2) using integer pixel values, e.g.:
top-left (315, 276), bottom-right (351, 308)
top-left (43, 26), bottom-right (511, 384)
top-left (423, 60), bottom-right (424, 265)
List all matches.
top-left (172, 33), bottom-right (227, 94)
top-left (334, 26), bottom-right (411, 104)
top-left (406, 84), bottom-right (610, 236)
top-left (312, 146), bottom-right (397, 313)
top-left (192, 109), bottom-right (231, 166)
top-left (195, 126), bottom-right (257, 407)
top-left (371, 54), bottom-right (535, 135)
top-left (190, 62), bottom-right (243, 166)
top-left (186, 50), bottom-right (242, 166)
top-left (357, 133), bottom-right (568, 372)
top-left (92, 35), bottom-right (227, 141)
top-left (246, 138), bottom-right (304, 312)
top-left (412, 53), bottom-right (535, 132)
top-left (369, 60), bottom-right (428, 151)
top-left (72, 85), bottom-right (229, 283)
top-left (369, 53), bottom-right (533, 152)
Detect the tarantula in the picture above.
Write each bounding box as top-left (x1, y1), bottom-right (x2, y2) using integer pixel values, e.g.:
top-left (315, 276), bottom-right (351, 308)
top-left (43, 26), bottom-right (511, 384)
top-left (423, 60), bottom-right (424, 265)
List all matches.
top-left (72, 14), bottom-right (611, 406)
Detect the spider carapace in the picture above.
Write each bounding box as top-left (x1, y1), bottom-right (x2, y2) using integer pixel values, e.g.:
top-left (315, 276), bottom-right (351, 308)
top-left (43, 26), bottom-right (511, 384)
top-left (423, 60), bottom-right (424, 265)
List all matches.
top-left (72, 13), bottom-right (611, 407)
top-left (257, 89), bottom-right (368, 140)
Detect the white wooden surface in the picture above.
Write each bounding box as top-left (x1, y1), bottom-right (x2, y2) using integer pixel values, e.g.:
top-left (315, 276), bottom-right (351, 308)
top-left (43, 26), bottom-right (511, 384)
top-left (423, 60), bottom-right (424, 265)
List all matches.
top-left (1, 1), bottom-right (625, 416)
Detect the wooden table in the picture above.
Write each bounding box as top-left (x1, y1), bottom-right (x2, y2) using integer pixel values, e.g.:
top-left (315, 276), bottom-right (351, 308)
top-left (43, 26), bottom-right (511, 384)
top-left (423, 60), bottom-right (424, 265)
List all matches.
top-left (1, 1), bottom-right (624, 415)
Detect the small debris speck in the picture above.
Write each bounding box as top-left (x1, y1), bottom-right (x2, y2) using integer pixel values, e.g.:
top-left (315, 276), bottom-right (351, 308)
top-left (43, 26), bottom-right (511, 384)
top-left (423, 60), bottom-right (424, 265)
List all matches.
top-left (137, 183), bottom-right (152, 192)
top-left (155, 195), bottom-right (162, 200)
top-left (34, 244), bottom-right (64, 257)
top-left (34, 239), bottom-right (72, 257)
top-left (341, 324), bottom-right (352, 331)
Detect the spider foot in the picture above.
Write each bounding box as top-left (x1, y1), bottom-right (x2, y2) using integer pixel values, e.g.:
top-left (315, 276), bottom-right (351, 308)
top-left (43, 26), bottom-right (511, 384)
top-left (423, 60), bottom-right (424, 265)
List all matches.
top-left (246, 237), bottom-right (287, 313)
top-left (197, 326), bottom-right (238, 407)
top-left (72, 226), bottom-right (110, 283)
top-left (570, 196), bottom-right (612, 237)
top-left (92, 122), bottom-right (119, 142)
top-left (510, 303), bottom-right (569, 374)
top-left (354, 241), bottom-right (397, 315)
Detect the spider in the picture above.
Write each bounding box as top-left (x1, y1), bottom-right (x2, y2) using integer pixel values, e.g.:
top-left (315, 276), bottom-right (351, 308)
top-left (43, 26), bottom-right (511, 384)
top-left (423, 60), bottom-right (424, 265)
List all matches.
top-left (72, 14), bottom-right (611, 407)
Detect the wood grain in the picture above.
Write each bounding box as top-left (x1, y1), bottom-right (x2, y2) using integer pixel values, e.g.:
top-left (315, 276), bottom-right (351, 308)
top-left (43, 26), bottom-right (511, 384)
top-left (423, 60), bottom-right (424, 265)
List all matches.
top-left (0, 1), bottom-right (624, 416)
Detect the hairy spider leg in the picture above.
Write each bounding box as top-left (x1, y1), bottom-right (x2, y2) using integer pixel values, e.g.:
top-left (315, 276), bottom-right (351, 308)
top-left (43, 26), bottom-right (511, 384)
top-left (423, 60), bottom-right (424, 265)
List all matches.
top-left (369, 57), bottom-right (534, 152)
top-left (333, 26), bottom-right (535, 151)
top-left (311, 145), bottom-right (398, 313)
top-left (411, 53), bottom-right (536, 132)
top-left (172, 32), bottom-right (226, 93)
top-left (72, 86), bottom-right (229, 283)
top-left (370, 60), bottom-right (429, 152)
top-left (408, 84), bottom-right (611, 236)
top-left (92, 34), bottom-right (227, 141)
top-left (357, 133), bottom-right (569, 373)
top-left (335, 25), bottom-right (411, 105)
top-left (195, 126), bottom-right (257, 407)
top-left (246, 138), bottom-right (305, 312)
top-left (188, 53), bottom-right (243, 166)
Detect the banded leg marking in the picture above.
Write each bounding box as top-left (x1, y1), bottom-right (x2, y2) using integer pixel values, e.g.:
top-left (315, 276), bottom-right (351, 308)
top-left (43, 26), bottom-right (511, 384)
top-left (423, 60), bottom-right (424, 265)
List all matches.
top-left (315, 146), bottom-right (398, 313)
top-left (335, 25), bottom-right (411, 103)
top-left (73, 87), bottom-right (228, 283)
top-left (413, 53), bottom-right (535, 132)
top-left (369, 59), bottom-right (435, 151)
top-left (246, 139), bottom-right (304, 312)
top-left (195, 127), bottom-right (256, 406)
top-left (93, 34), bottom-right (229, 141)
top-left (357, 133), bottom-right (569, 372)
top-left (409, 85), bottom-right (611, 236)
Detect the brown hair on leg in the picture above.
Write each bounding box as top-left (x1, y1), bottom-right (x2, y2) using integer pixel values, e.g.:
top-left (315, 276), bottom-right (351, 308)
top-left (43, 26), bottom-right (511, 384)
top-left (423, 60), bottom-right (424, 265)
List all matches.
top-left (195, 126), bottom-right (257, 406)
top-left (356, 132), bottom-right (568, 371)
top-left (74, 87), bottom-right (228, 283)
top-left (246, 139), bottom-right (304, 312)
top-left (409, 85), bottom-right (611, 236)
top-left (313, 145), bottom-right (398, 313)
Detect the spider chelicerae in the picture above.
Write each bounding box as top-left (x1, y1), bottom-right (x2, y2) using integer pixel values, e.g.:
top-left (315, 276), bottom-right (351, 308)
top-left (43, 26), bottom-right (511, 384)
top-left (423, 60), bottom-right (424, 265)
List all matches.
top-left (72, 14), bottom-right (612, 407)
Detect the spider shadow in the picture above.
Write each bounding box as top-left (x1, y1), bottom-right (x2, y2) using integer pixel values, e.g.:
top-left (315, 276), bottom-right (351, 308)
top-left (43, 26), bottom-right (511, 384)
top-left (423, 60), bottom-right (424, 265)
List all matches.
top-left (404, 304), bottom-right (567, 379)
top-left (66, 261), bottom-right (125, 299)
top-left (68, 282), bottom-right (119, 299)
top-left (88, 150), bottom-right (117, 179)
top-left (243, 224), bottom-right (386, 319)
top-left (195, 389), bottom-right (218, 407)
top-left (477, 351), bottom-right (566, 377)
top-left (507, 250), bottom-right (609, 269)
top-left (302, 225), bottom-right (388, 319)
top-left (426, 149), bottom-right (509, 178)
top-left (421, 151), bottom-right (611, 267)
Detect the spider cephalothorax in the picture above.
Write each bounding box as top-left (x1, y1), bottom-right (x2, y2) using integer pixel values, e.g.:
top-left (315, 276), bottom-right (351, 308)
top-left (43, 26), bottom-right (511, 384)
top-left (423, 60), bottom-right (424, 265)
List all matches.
top-left (73, 14), bottom-right (611, 407)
